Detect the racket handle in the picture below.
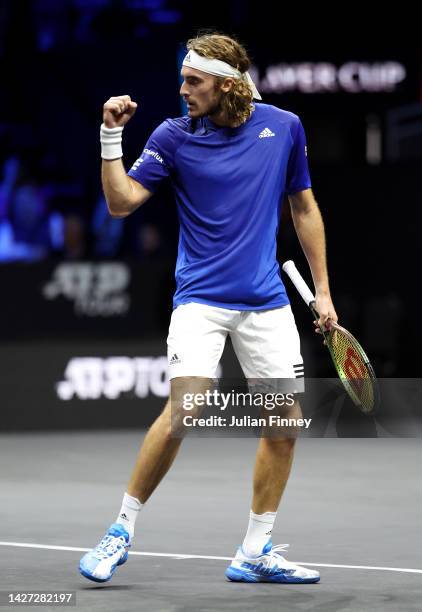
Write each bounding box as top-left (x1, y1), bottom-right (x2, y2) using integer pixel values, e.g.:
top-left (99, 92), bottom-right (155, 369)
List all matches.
top-left (282, 260), bottom-right (315, 308)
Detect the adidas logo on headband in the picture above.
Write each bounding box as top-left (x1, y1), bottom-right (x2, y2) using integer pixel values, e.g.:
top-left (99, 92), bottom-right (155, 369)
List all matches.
top-left (182, 48), bottom-right (262, 100)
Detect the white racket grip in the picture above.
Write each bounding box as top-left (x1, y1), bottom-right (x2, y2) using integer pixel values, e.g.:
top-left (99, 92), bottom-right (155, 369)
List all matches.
top-left (282, 260), bottom-right (315, 307)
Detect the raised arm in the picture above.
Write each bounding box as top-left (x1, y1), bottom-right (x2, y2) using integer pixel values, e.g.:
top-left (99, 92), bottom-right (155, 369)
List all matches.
top-left (101, 95), bottom-right (153, 218)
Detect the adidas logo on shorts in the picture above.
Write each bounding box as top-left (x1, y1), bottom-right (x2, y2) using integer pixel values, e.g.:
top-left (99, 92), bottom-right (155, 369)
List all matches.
top-left (169, 353), bottom-right (181, 365)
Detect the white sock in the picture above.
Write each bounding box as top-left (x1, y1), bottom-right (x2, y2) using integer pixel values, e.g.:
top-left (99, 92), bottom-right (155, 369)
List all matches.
top-left (242, 510), bottom-right (277, 557)
top-left (115, 492), bottom-right (143, 541)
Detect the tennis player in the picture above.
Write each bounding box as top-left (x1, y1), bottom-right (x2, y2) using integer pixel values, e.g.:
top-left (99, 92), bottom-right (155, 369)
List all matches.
top-left (79, 32), bottom-right (337, 584)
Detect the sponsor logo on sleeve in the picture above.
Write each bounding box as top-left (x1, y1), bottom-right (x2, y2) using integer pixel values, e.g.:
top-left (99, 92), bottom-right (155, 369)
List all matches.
top-left (143, 149), bottom-right (164, 163)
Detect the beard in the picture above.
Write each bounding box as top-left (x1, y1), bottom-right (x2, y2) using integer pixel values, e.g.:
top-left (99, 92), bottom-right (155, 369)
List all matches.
top-left (193, 90), bottom-right (223, 118)
top-left (206, 100), bottom-right (223, 118)
top-left (206, 88), bottom-right (224, 117)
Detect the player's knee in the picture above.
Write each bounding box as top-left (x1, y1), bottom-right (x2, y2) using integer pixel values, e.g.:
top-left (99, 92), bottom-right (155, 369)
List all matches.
top-left (169, 376), bottom-right (213, 417)
top-left (263, 436), bottom-right (297, 453)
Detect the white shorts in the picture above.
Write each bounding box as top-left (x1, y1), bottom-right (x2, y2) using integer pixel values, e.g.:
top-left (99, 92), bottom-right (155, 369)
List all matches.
top-left (167, 302), bottom-right (304, 389)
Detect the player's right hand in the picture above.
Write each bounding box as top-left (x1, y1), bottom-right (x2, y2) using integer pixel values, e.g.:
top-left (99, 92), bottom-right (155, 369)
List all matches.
top-left (103, 95), bottom-right (138, 128)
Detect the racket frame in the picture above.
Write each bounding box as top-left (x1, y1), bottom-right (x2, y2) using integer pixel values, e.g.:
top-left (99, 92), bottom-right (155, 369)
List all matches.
top-left (282, 260), bottom-right (379, 414)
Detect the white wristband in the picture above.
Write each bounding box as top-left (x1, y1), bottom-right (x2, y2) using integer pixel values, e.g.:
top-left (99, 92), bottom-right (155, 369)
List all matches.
top-left (100, 123), bottom-right (124, 160)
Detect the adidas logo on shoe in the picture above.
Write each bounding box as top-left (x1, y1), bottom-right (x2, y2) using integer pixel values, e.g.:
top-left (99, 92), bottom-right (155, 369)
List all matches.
top-left (259, 127), bottom-right (275, 138)
top-left (169, 353), bottom-right (181, 365)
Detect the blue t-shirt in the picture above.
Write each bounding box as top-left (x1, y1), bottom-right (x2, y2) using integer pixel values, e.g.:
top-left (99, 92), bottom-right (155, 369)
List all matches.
top-left (128, 103), bottom-right (311, 310)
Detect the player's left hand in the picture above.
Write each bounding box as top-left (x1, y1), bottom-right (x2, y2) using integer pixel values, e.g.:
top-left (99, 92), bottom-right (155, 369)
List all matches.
top-left (313, 293), bottom-right (338, 338)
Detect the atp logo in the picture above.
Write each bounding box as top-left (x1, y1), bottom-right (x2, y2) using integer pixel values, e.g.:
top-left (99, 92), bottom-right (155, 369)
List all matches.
top-left (56, 356), bottom-right (169, 400)
top-left (43, 262), bottom-right (130, 316)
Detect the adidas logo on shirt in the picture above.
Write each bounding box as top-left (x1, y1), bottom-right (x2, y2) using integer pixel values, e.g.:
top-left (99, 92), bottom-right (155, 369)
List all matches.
top-left (169, 353), bottom-right (181, 365)
top-left (259, 127), bottom-right (275, 138)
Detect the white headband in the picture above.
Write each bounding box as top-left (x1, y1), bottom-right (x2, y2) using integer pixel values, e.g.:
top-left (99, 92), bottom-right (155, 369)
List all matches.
top-left (182, 49), bottom-right (262, 100)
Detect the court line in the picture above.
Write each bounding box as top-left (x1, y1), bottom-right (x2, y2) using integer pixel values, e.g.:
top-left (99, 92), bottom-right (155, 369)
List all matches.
top-left (1, 541), bottom-right (421, 575)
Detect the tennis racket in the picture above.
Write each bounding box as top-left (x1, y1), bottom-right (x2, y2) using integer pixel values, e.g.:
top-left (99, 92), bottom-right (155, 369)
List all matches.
top-left (282, 260), bottom-right (379, 414)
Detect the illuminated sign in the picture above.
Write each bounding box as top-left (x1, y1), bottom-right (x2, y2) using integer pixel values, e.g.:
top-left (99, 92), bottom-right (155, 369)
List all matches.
top-left (56, 356), bottom-right (169, 400)
top-left (56, 356), bottom-right (223, 400)
top-left (43, 262), bottom-right (130, 316)
top-left (253, 62), bottom-right (406, 94)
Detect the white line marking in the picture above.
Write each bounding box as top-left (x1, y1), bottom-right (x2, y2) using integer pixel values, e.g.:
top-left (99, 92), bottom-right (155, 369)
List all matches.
top-left (0, 541), bottom-right (421, 575)
top-left (294, 562), bottom-right (422, 575)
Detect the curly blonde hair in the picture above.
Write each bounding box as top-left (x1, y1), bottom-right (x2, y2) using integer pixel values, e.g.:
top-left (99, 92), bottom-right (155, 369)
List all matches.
top-left (186, 32), bottom-right (254, 125)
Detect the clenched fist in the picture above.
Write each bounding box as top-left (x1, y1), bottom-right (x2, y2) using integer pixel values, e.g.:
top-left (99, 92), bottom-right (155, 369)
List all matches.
top-left (103, 95), bottom-right (138, 128)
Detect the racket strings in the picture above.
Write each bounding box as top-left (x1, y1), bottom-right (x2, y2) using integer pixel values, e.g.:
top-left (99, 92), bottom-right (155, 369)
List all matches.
top-left (328, 328), bottom-right (375, 413)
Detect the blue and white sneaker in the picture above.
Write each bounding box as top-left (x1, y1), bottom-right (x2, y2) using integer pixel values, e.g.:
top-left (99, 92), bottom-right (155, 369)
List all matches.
top-left (225, 540), bottom-right (320, 584)
top-left (79, 523), bottom-right (131, 583)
